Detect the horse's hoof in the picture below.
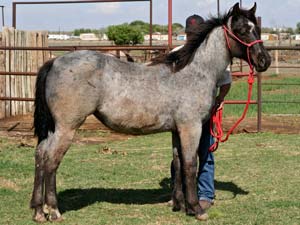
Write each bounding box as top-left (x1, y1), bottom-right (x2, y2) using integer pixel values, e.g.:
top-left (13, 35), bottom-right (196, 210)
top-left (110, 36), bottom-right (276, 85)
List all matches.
top-left (32, 207), bottom-right (47, 223)
top-left (33, 213), bottom-right (47, 223)
top-left (172, 205), bottom-right (181, 212)
top-left (47, 208), bottom-right (63, 222)
top-left (172, 202), bottom-right (185, 212)
top-left (186, 208), bottom-right (196, 216)
top-left (42, 204), bottom-right (50, 214)
top-left (43, 205), bottom-right (63, 222)
top-left (195, 212), bottom-right (209, 221)
top-left (48, 214), bottom-right (64, 222)
top-left (167, 199), bottom-right (173, 207)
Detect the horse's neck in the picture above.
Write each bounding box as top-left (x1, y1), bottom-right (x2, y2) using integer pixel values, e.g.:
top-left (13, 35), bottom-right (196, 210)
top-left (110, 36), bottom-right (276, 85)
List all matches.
top-left (192, 27), bottom-right (230, 80)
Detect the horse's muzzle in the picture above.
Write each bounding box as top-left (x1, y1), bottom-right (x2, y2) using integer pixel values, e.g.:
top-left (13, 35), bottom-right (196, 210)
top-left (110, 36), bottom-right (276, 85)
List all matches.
top-left (254, 52), bottom-right (271, 72)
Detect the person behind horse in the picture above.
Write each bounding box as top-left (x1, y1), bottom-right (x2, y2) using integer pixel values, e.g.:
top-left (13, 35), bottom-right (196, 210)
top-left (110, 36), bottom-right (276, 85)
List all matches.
top-left (170, 14), bottom-right (232, 212)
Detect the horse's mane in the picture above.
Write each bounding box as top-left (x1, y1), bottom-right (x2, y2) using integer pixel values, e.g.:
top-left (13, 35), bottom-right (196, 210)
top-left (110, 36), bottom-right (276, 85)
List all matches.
top-left (149, 7), bottom-right (256, 72)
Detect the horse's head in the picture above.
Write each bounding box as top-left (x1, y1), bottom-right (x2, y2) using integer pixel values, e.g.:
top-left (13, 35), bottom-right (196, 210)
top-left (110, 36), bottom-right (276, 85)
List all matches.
top-left (226, 2), bottom-right (271, 72)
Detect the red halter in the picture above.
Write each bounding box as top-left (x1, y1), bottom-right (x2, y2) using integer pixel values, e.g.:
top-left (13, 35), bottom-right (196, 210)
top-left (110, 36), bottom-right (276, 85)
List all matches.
top-left (222, 25), bottom-right (263, 78)
top-left (209, 25), bottom-right (263, 152)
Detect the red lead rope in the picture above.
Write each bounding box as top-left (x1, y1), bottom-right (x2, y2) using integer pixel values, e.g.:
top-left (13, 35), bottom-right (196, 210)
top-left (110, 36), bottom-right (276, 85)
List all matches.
top-left (209, 25), bottom-right (263, 152)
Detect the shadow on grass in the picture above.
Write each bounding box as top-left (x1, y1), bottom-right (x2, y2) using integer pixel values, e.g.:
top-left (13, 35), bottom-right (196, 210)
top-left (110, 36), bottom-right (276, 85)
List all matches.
top-left (58, 177), bottom-right (172, 213)
top-left (215, 180), bottom-right (249, 198)
top-left (58, 178), bottom-right (248, 213)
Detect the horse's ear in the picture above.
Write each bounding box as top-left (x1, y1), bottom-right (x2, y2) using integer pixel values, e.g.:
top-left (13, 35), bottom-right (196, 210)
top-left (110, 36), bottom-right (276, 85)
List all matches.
top-left (249, 2), bottom-right (257, 15)
top-left (231, 3), bottom-right (240, 15)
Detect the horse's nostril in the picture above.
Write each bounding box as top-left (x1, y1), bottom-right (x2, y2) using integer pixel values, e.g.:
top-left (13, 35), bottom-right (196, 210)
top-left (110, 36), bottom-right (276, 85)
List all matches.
top-left (259, 57), bottom-right (266, 67)
top-left (255, 53), bottom-right (271, 72)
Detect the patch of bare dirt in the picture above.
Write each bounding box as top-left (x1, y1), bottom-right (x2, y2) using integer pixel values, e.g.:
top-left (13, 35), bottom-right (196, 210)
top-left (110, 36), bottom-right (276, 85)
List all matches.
top-left (0, 114), bottom-right (299, 146)
top-left (0, 177), bottom-right (20, 191)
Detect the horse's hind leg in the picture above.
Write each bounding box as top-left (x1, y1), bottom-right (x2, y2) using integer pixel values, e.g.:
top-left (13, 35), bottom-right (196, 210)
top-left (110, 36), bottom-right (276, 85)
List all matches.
top-left (30, 136), bottom-right (52, 222)
top-left (31, 126), bottom-right (75, 222)
top-left (44, 127), bottom-right (75, 221)
top-left (31, 139), bottom-right (48, 222)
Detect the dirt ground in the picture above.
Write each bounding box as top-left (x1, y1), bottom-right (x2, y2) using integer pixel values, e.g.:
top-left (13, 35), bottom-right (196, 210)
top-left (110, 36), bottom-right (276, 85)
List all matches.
top-left (0, 114), bottom-right (300, 147)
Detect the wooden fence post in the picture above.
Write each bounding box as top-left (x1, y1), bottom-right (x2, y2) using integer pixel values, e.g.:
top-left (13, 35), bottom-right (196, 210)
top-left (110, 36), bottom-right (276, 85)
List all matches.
top-left (0, 27), bottom-right (48, 118)
top-left (0, 32), bottom-right (5, 119)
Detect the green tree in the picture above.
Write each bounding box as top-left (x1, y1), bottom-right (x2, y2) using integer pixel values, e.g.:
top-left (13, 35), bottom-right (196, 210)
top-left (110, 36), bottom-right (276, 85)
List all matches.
top-left (130, 20), bottom-right (149, 34)
top-left (130, 20), bottom-right (146, 26)
top-left (172, 23), bottom-right (184, 34)
top-left (296, 22), bottom-right (300, 34)
top-left (261, 27), bottom-right (272, 33)
top-left (153, 24), bottom-right (167, 33)
top-left (129, 20), bottom-right (183, 35)
top-left (73, 28), bottom-right (93, 36)
top-left (286, 27), bottom-right (294, 35)
top-left (107, 24), bottom-right (144, 45)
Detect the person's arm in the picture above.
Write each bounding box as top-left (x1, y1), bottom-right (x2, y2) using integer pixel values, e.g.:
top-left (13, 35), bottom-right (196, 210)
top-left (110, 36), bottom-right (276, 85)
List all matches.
top-left (215, 83), bottom-right (231, 107)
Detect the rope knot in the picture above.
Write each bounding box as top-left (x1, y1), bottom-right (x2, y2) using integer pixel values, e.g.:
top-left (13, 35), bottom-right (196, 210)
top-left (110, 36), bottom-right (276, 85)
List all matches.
top-left (248, 76), bottom-right (254, 84)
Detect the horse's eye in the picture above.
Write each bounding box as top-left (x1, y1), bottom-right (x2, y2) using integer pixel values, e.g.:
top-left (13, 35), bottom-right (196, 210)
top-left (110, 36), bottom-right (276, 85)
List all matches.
top-left (240, 27), bottom-right (247, 35)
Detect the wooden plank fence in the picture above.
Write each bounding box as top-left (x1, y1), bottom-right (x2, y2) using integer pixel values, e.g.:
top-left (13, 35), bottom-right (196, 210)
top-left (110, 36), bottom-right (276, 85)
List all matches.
top-left (0, 27), bottom-right (49, 119)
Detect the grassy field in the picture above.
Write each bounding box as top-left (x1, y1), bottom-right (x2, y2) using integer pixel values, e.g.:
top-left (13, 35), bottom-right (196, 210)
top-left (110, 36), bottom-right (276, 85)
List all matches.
top-left (0, 131), bottom-right (299, 225)
top-left (223, 74), bottom-right (300, 117)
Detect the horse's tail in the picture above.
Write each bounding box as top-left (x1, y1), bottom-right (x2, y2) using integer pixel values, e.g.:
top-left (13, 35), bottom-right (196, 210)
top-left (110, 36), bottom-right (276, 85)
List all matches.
top-left (34, 58), bottom-right (56, 144)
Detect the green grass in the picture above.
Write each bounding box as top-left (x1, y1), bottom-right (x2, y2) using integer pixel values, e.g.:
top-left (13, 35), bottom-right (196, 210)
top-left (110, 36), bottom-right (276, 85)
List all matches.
top-left (223, 75), bottom-right (300, 117)
top-left (0, 132), bottom-right (299, 225)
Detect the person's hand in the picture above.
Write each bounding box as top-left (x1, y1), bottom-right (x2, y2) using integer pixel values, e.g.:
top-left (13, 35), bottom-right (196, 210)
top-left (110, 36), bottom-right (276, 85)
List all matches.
top-left (215, 95), bottom-right (224, 108)
top-left (215, 96), bottom-right (224, 110)
top-left (216, 101), bottom-right (224, 111)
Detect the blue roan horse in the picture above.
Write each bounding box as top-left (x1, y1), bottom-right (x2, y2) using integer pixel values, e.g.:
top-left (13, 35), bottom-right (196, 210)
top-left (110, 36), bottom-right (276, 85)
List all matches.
top-left (31, 3), bottom-right (271, 222)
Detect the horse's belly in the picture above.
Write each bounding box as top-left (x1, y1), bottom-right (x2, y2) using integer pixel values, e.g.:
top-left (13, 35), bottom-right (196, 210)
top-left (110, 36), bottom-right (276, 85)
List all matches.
top-left (98, 102), bottom-right (173, 134)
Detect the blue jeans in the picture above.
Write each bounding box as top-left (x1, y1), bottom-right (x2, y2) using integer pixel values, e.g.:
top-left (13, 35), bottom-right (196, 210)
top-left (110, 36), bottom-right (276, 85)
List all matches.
top-left (197, 121), bottom-right (215, 202)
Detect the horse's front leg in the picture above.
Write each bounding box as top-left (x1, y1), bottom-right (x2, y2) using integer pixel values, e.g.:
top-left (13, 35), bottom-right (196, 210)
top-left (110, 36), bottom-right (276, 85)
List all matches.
top-left (177, 123), bottom-right (208, 220)
top-left (171, 131), bottom-right (185, 212)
